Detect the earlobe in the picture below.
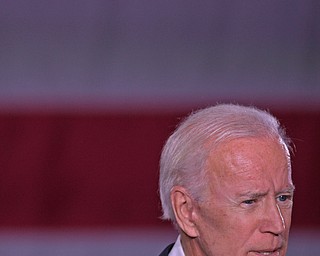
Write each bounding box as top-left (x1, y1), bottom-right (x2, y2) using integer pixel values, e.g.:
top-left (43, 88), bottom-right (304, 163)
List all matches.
top-left (170, 186), bottom-right (199, 238)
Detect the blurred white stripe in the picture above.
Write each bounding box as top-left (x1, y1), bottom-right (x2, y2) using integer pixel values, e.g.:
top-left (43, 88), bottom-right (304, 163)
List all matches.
top-left (0, 228), bottom-right (318, 256)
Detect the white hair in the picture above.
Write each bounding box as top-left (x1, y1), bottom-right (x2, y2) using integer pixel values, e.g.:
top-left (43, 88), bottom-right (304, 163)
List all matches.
top-left (159, 103), bottom-right (291, 222)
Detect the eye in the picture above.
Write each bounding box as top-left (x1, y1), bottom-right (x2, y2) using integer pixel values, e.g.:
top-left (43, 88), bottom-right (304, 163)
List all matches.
top-left (278, 195), bottom-right (288, 201)
top-left (242, 199), bottom-right (256, 205)
top-left (278, 194), bottom-right (291, 202)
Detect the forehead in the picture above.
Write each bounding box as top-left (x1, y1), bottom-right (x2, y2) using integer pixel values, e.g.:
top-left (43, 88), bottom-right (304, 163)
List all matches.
top-left (206, 137), bottom-right (292, 190)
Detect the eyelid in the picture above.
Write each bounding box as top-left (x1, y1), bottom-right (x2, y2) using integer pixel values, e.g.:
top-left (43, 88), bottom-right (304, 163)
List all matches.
top-left (276, 190), bottom-right (294, 199)
top-left (240, 193), bottom-right (265, 201)
top-left (278, 186), bottom-right (295, 196)
top-left (277, 194), bottom-right (293, 201)
top-left (244, 199), bottom-right (254, 203)
top-left (241, 198), bottom-right (258, 205)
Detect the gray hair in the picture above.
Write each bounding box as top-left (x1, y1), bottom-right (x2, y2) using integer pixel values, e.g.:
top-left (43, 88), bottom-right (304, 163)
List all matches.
top-left (159, 103), bottom-right (291, 222)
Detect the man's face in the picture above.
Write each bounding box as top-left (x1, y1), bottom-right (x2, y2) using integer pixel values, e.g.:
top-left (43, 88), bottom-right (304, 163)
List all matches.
top-left (192, 138), bottom-right (294, 256)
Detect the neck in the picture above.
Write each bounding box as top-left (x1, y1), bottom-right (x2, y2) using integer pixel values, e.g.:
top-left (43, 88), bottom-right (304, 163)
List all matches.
top-left (180, 232), bottom-right (204, 256)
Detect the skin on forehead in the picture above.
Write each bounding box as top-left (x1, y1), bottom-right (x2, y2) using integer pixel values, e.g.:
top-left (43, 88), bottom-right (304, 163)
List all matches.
top-left (206, 137), bottom-right (293, 195)
top-left (184, 137), bottom-right (294, 256)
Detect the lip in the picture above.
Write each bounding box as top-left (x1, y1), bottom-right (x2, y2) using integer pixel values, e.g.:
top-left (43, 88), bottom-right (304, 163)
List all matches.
top-left (250, 248), bottom-right (281, 255)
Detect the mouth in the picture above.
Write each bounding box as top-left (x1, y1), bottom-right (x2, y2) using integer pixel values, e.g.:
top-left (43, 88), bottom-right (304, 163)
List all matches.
top-left (251, 249), bottom-right (281, 255)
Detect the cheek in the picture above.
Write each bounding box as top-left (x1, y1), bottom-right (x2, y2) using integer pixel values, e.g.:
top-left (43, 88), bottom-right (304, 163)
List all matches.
top-left (195, 206), bottom-right (224, 238)
top-left (224, 214), bottom-right (258, 237)
top-left (197, 206), bottom-right (250, 239)
top-left (196, 210), bottom-right (257, 254)
top-left (282, 208), bottom-right (293, 230)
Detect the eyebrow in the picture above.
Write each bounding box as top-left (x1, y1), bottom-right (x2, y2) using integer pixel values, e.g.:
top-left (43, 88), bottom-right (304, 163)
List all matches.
top-left (237, 191), bottom-right (268, 199)
top-left (277, 185), bottom-right (296, 195)
top-left (237, 185), bottom-right (296, 198)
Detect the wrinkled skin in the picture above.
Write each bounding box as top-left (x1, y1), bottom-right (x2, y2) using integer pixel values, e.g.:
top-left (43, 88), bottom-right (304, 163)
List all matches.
top-left (180, 138), bottom-right (294, 256)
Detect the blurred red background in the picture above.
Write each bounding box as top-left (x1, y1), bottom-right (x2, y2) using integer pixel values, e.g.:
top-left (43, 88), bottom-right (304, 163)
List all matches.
top-left (0, 108), bottom-right (318, 230)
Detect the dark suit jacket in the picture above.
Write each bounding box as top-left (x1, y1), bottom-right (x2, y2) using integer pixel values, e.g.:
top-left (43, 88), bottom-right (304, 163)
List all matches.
top-left (158, 243), bottom-right (174, 256)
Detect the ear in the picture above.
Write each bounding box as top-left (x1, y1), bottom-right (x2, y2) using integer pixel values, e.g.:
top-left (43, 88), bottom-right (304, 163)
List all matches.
top-left (170, 186), bottom-right (199, 238)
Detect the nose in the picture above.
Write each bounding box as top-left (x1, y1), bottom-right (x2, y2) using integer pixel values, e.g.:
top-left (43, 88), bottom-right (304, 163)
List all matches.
top-left (260, 201), bottom-right (286, 235)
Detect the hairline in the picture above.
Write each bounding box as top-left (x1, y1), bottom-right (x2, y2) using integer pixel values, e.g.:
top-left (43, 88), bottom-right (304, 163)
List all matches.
top-left (158, 104), bottom-right (292, 223)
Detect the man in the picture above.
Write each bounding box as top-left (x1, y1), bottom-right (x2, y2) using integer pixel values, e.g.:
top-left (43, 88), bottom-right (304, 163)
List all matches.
top-left (158, 104), bottom-right (295, 256)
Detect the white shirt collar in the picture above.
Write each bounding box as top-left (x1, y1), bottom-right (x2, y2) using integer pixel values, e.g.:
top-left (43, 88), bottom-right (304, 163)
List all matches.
top-left (168, 236), bottom-right (185, 256)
